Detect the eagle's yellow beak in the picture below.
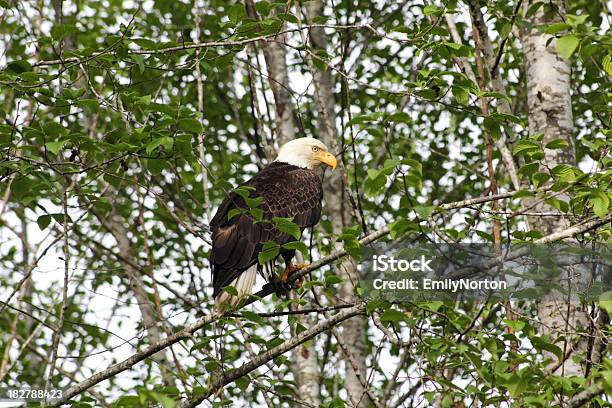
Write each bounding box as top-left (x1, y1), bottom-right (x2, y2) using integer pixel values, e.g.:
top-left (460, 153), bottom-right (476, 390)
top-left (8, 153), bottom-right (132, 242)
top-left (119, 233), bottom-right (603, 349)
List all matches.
top-left (316, 151), bottom-right (337, 170)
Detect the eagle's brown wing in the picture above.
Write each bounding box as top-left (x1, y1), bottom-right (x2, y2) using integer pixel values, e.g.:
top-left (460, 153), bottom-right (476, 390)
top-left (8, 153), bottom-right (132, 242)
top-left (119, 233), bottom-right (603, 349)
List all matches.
top-left (210, 162), bottom-right (323, 298)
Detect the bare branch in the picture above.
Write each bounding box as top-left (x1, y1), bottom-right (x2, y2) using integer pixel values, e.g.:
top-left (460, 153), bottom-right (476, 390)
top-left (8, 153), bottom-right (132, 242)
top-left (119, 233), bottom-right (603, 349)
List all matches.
top-left (29, 24), bottom-right (376, 67)
top-left (175, 303), bottom-right (367, 408)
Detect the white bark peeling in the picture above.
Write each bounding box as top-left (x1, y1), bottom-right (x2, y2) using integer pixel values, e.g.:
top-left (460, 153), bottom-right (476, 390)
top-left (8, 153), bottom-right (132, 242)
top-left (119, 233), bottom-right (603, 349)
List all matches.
top-left (295, 340), bottom-right (321, 406)
top-left (266, 39), bottom-right (297, 145)
top-left (523, 3), bottom-right (575, 178)
top-left (246, 1), bottom-right (320, 401)
top-left (305, 1), bottom-right (371, 406)
top-left (522, 0), bottom-right (587, 379)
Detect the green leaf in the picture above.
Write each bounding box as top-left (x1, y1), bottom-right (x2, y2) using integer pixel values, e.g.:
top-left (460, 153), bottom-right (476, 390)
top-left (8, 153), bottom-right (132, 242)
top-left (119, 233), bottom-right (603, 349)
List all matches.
top-left (445, 42), bottom-right (463, 50)
top-left (325, 273), bottom-right (343, 285)
top-left (146, 136), bottom-right (174, 154)
top-left (76, 99), bottom-right (100, 114)
top-left (385, 112), bottom-right (411, 124)
top-left (178, 118), bottom-right (203, 134)
top-left (244, 196), bottom-right (263, 209)
top-left (131, 54), bottom-right (146, 74)
top-left (379, 309), bottom-right (407, 322)
top-left (227, 4), bottom-right (246, 23)
top-left (205, 360), bottom-right (220, 372)
top-left (513, 189), bottom-right (535, 199)
top-left (241, 311), bottom-right (264, 324)
top-left (282, 240), bottom-right (308, 256)
top-left (250, 207), bottom-right (263, 221)
top-left (545, 139), bottom-right (569, 150)
top-left (366, 168), bottom-right (380, 180)
top-left (452, 86), bottom-right (469, 105)
top-left (51, 24), bottom-right (77, 40)
top-left (425, 301), bottom-right (443, 312)
top-left (7, 60), bottom-right (32, 73)
top-left (326, 397), bottom-right (346, 408)
top-left (277, 13), bottom-right (298, 24)
top-left (255, 1), bottom-right (271, 16)
top-left (234, 186), bottom-right (256, 199)
top-left (113, 396), bottom-right (140, 407)
top-left (414, 205), bottom-right (436, 219)
top-left (364, 170), bottom-right (387, 197)
top-left (589, 189), bottom-right (609, 218)
top-left (45, 140), bottom-right (66, 155)
top-left (235, 375), bottom-right (250, 391)
top-left (598, 291), bottom-right (612, 316)
top-left (551, 164), bottom-right (576, 182)
top-left (365, 127), bottom-right (383, 138)
top-left (227, 208), bottom-right (244, 221)
top-left (531, 336), bottom-right (563, 359)
top-left (136, 95), bottom-right (152, 106)
top-left (525, 2), bottom-right (543, 18)
top-left (423, 4), bottom-right (442, 16)
top-left (388, 218), bottom-right (413, 239)
top-left (544, 23), bottom-right (571, 35)
top-left (150, 392), bottom-right (175, 408)
top-left (37, 215), bottom-right (51, 230)
top-left (556, 35), bottom-right (580, 59)
top-left (513, 140), bottom-right (540, 156)
top-left (567, 14), bottom-right (588, 27)
top-left (518, 162), bottom-right (540, 178)
top-left (499, 21), bottom-right (512, 38)
top-left (483, 117), bottom-right (501, 140)
top-left (273, 217), bottom-right (301, 240)
top-left (504, 319), bottom-right (525, 332)
top-left (532, 172), bottom-right (551, 188)
top-left (602, 54), bottom-right (612, 76)
top-left (258, 241), bottom-right (280, 264)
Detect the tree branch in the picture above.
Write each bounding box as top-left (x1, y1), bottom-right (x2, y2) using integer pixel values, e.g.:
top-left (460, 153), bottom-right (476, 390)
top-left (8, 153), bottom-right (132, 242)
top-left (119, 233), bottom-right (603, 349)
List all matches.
top-left (50, 311), bottom-right (223, 406)
top-left (49, 189), bottom-right (605, 406)
top-left (29, 24), bottom-right (376, 67)
top-left (567, 384), bottom-right (604, 408)
top-left (175, 303), bottom-right (366, 408)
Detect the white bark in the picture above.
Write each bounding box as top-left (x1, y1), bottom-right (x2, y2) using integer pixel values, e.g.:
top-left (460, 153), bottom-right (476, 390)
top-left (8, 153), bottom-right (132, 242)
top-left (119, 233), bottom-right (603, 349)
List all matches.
top-left (305, 2), bottom-right (370, 407)
top-left (294, 338), bottom-right (321, 406)
top-left (97, 195), bottom-right (176, 387)
top-left (265, 38), bottom-right (298, 145)
top-left (521, 0), bottom-right (587, 378)
top-left (245, 0), bottom-right (297, 145)
top-left (244, 1), bottom-right (319, 402)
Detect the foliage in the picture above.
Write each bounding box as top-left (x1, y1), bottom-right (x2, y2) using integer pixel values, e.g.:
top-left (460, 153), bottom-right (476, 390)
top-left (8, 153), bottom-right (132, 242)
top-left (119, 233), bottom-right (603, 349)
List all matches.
top-left (0, 0), bottom-right (610, 407)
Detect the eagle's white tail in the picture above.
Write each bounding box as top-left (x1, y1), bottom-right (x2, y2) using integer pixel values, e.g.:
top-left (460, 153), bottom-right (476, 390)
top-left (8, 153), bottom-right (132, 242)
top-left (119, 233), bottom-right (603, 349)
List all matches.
top-left (215, 265), bottom-right (257, 310)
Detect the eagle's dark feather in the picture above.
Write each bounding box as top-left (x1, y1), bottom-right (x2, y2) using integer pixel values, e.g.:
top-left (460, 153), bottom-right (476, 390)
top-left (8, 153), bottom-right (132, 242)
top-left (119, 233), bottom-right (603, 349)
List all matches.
top-left (210, 162), bottom-right (323, 298)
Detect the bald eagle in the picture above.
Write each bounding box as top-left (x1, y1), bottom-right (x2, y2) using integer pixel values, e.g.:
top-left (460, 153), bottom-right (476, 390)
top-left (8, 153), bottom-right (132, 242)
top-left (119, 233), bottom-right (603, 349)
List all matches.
top-left (210, 137), bottom-right (337, 308)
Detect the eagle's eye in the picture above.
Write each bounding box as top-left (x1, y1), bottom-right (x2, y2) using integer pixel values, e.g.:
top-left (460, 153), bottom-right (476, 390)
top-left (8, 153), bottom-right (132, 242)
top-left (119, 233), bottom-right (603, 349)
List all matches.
top-left (312, 146), bottom-right (319, 152)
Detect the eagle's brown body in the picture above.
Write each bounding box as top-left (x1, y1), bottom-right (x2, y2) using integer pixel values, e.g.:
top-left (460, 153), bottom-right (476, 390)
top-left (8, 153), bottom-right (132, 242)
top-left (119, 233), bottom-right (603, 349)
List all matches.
top-left (210, 161), bottom-right (323, 299)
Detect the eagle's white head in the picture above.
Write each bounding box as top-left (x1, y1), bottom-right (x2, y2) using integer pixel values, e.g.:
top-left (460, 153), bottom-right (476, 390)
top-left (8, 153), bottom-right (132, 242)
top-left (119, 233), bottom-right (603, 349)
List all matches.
top-left (274, 137), bottom-right (337, 170)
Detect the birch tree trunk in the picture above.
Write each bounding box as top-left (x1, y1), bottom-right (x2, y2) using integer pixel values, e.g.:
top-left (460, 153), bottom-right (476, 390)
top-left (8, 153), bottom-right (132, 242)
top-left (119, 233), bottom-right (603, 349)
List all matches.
top-left (245, 0), bottom-right (298, 146)
top-left (265, 39), bottom-right (297, 146)
top-left (306, 2), bottom-right (370, 406)
top-left (96, 199), bottom-right (177, 387)
top-left (244, 2), bottom-right (321, 403)
top-left (521, 0), bottom-right (588, 378)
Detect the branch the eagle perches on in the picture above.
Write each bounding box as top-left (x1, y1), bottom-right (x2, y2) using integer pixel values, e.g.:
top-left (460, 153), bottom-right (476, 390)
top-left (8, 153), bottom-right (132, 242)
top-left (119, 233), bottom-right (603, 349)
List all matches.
top-left (49, 189), bottom-right (611, 407)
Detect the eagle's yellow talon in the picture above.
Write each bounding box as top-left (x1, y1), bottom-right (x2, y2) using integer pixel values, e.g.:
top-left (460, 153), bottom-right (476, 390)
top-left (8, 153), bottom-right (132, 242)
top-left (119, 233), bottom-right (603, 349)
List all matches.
top-left (294, 263), bottom-right (310, 270)
top-left (279, 263), bottom-right (310, 285)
